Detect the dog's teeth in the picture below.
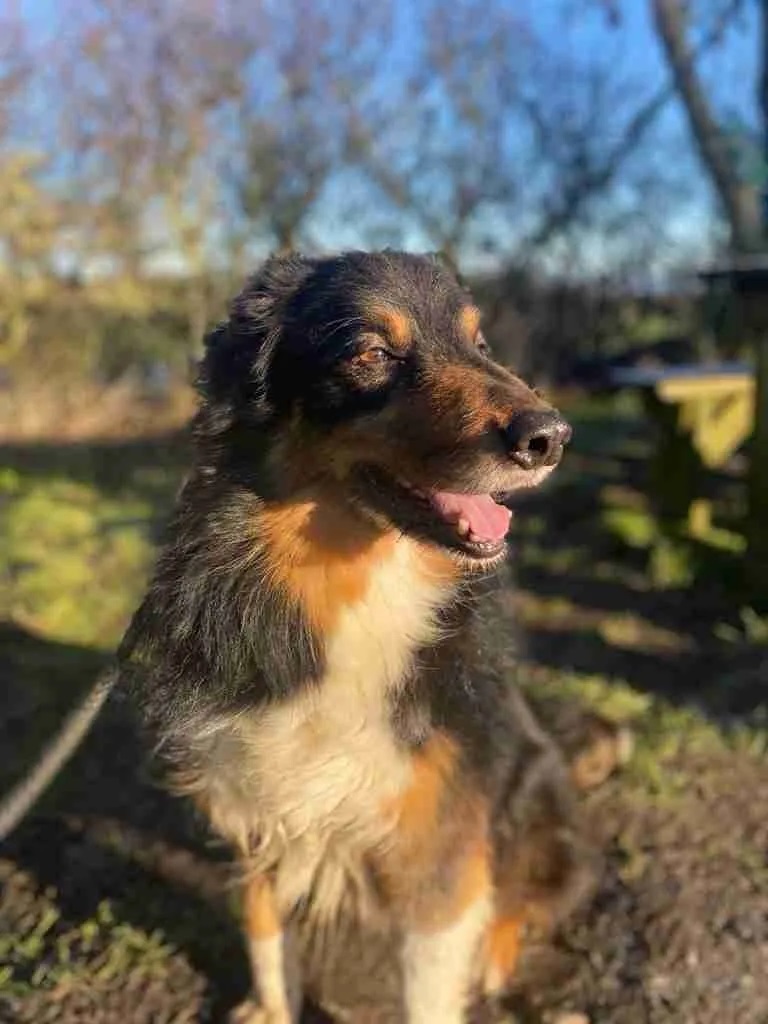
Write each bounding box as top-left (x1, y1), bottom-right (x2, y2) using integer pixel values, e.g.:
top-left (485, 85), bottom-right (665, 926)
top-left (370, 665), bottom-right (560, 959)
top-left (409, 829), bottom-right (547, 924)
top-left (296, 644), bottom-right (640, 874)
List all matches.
top-left (457, 518), bottom-right (471, 537)
top-left (468, 531), bottom-right (491, 548)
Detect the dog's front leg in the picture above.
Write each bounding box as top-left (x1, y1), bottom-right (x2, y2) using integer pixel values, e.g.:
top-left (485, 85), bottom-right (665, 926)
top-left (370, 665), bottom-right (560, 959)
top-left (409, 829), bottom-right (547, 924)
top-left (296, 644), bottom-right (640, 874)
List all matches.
top-left (400, 848), bottom-right (491, 1024)
top-left (231, 872), bottom-right (302, 1024)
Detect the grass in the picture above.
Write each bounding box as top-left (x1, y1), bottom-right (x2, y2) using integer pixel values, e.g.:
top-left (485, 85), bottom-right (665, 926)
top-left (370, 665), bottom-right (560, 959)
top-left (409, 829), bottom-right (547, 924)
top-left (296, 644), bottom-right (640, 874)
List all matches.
top-left (0, 880), bottom-right (176, 999)
top-left (1, 472), bottom-right (154, 648)
top-left (0, 432), bottom-right (194, 1011)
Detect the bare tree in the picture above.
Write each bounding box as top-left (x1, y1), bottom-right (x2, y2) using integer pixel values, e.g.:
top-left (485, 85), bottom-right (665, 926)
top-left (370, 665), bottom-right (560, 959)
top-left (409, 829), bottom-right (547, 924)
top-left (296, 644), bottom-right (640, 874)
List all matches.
top-left (347, 0), bottom-right (684, 274)
top-left (651, 0), bottom-right (763, 253)
top-left (51, 0), bottom-right (251, 346)
top-left (343, 0), bottom-right (531, 263)
top-left (3, 0), bottom-right (749, 387)
top-left (235, 0), bottom-right (391, 253)
top-left (0, 7), bottom-right (61, 366)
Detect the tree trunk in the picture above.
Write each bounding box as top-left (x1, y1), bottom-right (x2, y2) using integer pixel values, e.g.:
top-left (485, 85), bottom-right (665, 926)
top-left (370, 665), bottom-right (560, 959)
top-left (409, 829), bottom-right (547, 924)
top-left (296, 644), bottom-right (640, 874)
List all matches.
top-left (652, 0), bottom-right (764, 253)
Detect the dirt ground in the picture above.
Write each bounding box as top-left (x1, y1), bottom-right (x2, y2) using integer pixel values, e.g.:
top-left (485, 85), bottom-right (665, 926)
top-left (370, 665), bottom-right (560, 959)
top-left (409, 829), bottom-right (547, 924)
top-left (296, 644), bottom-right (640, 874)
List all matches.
top-left (2, 615), bottom-right (766, 1024)
top-left (1, 404), bottom-right (767, 1023)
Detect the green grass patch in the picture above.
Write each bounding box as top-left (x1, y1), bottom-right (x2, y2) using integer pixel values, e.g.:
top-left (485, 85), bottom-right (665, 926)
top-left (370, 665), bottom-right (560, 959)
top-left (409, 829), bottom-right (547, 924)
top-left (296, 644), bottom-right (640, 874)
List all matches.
top-left (0, 871), bottom-right (177, 1000)
top-left (1, 471), bottom-right (155, 648)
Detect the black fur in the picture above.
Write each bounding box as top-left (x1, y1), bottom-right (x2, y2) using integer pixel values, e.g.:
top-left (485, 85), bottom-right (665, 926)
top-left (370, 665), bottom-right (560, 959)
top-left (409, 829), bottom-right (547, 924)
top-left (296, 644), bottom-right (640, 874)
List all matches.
top-left (121, 474), bottom-right (322, 731)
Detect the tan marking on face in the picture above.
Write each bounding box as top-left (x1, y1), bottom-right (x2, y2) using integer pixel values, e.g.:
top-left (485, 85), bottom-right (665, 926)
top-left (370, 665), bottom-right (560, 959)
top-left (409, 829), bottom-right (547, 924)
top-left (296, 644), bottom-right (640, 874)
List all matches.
top-left (428, 364), bottom-right (502, 439)
top-left (457, 304), bottom-right (481, 341)
top-left (268, 408), bottom-right (420, 494)
top-left (367, 303), bottom-right (413, 352)
top-left (427, 361), bottom-right (547, 446)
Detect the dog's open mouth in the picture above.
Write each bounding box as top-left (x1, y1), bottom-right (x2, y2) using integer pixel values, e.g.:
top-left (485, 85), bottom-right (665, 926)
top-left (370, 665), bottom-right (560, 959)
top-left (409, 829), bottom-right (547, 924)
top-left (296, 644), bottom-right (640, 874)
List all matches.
top-left (429, 490), bottom-right (511, 545)
top-left (405, 484), bottom-right (512, 559)
top-left (358, 468), bottom-right (513, 561)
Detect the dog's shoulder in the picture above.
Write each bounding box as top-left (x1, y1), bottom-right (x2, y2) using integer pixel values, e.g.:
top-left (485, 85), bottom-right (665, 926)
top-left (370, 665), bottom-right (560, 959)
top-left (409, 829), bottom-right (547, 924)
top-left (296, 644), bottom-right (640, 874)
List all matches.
top-left (119, 473), bottom-right (320, 723)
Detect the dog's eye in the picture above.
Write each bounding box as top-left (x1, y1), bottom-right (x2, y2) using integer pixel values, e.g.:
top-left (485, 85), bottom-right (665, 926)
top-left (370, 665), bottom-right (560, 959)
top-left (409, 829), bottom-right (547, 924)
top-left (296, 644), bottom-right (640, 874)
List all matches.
top-left (354, 345), bottom-right (395, 366)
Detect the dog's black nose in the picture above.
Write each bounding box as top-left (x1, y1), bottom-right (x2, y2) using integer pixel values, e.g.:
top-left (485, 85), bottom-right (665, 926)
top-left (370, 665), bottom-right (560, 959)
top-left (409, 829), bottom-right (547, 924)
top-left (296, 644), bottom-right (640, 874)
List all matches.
top-left (504, 410), bottom-right (572, 469)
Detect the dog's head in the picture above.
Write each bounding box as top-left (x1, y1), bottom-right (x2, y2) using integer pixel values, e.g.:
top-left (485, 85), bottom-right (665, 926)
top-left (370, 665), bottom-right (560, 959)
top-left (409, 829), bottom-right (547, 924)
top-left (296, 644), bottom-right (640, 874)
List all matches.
top-left (199, 250), bottom-right (570, 569)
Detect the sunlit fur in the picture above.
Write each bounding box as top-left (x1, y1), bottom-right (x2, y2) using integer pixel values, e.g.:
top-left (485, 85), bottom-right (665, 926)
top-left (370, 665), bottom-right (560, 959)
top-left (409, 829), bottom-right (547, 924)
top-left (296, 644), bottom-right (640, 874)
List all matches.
top-left (120, 251), bottom-right (597, 1020)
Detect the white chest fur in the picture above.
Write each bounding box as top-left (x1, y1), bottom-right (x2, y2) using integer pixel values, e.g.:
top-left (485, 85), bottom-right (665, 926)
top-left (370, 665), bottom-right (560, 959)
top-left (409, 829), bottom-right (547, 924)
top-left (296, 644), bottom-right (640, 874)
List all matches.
top-left (189, 538), bottom-right (454, 913)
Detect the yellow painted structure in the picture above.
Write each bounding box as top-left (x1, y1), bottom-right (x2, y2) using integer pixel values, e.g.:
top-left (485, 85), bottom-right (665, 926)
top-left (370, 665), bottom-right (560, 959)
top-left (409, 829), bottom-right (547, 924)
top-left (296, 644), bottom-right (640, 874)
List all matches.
top-left (655, 372), bottom-right (754, 471)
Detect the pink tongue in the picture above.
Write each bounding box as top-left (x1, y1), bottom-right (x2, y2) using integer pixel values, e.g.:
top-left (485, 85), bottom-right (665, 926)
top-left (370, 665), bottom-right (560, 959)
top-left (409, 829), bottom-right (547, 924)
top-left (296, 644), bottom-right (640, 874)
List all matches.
top-left (430, 492), bottom-right (511, 542)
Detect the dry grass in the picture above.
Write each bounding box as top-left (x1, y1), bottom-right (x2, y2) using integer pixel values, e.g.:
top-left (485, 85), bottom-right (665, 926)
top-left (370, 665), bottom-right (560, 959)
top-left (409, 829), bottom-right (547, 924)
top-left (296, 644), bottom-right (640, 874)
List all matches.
top-left (0, 378), bottom-right (196, 442)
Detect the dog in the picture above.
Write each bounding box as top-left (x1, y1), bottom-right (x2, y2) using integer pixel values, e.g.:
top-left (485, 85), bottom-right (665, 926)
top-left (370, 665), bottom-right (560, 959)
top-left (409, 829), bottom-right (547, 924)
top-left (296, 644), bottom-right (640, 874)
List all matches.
top-left (118, 251), bottom-right (601, 1023)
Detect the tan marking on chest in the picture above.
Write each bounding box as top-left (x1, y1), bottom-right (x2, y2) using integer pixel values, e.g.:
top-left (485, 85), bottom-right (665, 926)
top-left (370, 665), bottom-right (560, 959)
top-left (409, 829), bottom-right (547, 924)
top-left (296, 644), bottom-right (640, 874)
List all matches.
top-left (385, 733), bottom-right (457, 847)
top-left (257, 493), bottom-right (396, 634)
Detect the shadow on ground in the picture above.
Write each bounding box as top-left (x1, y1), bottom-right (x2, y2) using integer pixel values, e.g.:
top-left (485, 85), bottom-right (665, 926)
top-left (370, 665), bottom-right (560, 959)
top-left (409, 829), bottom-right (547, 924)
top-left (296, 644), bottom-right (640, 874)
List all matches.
top-left (0, 623), bottom-right (254, 1021)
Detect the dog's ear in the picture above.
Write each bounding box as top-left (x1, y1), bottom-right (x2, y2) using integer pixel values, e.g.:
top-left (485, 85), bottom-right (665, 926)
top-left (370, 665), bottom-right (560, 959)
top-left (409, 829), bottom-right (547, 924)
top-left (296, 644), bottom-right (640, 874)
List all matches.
top-left (197, 253), bottom-right (316, 422)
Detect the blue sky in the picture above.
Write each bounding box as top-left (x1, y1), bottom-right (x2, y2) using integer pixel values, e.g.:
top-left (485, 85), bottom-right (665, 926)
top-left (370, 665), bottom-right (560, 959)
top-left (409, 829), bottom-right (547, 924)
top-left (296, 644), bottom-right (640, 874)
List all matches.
top-left (13, 0), bottom-right (759, 271)
top-left (18, 0), bottom-right (755, 132)
top-left (17, 0), bottom-right (756, 147)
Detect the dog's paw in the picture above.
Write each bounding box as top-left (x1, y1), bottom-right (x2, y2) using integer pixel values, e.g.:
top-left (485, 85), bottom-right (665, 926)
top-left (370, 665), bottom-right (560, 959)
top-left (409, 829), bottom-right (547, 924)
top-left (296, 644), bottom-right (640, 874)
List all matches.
top-left (228, 999), bottom-right (295, 1024)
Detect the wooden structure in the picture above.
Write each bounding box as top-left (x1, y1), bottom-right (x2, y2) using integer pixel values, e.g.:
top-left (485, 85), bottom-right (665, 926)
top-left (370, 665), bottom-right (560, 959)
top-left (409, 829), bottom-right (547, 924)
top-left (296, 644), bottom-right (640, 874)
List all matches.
top-left (610, 361), bottom-right (753, 539)
top-left (607, 257), bottom-right (768, 594)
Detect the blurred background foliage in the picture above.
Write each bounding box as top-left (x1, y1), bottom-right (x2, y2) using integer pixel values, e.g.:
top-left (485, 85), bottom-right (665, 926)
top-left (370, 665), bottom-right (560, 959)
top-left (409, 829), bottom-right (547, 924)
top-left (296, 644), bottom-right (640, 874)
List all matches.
top-left (0, 0), bottom-right (763, 434)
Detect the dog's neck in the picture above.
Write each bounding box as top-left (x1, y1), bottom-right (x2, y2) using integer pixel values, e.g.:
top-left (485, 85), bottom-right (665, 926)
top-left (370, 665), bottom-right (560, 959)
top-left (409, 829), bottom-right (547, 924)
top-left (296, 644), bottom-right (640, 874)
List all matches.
top-left (254, 486), bottom-right (460, 639)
